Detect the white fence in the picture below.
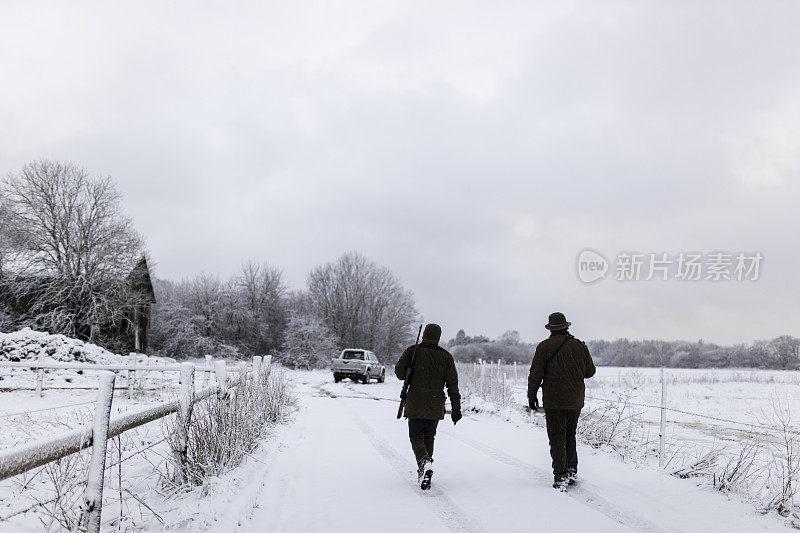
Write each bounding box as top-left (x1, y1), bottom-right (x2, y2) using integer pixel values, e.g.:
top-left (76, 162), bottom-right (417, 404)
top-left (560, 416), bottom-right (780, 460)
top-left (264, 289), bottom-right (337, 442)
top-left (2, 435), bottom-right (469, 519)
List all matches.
top-left (0, 354), bottom-right (272, 532)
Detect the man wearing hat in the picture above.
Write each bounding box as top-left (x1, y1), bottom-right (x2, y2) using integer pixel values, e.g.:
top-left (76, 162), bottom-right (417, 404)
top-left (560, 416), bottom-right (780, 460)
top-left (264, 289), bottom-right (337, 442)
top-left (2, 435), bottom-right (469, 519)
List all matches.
top-left (395, 323), bottom-right (462, 490)
top-left (528, 312), bottom-right (596, 489)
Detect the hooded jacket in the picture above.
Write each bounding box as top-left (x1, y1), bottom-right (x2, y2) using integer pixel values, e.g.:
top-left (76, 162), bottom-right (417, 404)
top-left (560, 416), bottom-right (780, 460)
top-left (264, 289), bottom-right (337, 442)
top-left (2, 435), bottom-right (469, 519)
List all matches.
top-left (395, 339), bottom-right (461, 420)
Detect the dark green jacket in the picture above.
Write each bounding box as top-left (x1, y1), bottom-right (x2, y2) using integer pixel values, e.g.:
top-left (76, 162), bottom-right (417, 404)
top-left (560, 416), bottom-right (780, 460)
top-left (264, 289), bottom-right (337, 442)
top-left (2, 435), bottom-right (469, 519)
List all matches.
top-left (528, 331), bottom-right (596, 410)
top-left (395, 340), bottom-right (461, 420)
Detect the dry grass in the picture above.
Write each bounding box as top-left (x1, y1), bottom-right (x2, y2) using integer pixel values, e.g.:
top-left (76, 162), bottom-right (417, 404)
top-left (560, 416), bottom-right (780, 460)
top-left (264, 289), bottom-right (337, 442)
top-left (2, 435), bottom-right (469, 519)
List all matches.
top-left (166, 368), bottom-right (295, 487)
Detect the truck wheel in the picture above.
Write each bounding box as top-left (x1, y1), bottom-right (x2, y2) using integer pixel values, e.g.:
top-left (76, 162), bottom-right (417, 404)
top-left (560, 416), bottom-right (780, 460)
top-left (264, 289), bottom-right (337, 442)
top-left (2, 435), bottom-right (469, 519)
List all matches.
top-left (362, 370), bottom-right (371, 384)
top-left (333, 374), bottom-right (342, 383)
top-left (378, 369), bottom-right (385, 383)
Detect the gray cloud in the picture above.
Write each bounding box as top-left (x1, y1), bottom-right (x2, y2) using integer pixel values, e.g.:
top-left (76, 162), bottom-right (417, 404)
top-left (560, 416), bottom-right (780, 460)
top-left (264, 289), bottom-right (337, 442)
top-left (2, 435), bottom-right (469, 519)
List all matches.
top-left (1, 1), bottom-right (798, 344)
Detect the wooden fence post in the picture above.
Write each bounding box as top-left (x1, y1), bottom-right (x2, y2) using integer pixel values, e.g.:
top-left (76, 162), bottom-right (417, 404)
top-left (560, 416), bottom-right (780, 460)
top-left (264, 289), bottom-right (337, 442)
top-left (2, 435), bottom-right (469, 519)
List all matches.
top-left (252, 356), bottom-right (262, 380)
top-left (659, 366), bottom-right (667, 468)
top-left (264, 355), bottom-right (272, 376)
top-left (175, 363), bottom-right (195, 484)
top-left (204, 355), bottom-right (213, 388)
top-left (35, 352), bottom-right (44, 397)
top-left (127, 369), bottom-right (134, 400)
top-left (79, 371), bottom-right (116, 533)
top-left (214, 361), bottom-right (227, 397)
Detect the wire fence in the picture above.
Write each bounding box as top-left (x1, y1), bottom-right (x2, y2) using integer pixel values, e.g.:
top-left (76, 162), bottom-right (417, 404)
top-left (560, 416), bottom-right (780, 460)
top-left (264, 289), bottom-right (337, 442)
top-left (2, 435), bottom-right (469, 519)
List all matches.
top-left (465, 360), bottom-right (800, 438)
top-left (0, 400), bottom-right (97, 419)
top-left (0, 355), bottom-right (273, 531)
top-left (0, 435), bottom-right (172, 523)
top-left (582, 394), bottom-right (800, 436)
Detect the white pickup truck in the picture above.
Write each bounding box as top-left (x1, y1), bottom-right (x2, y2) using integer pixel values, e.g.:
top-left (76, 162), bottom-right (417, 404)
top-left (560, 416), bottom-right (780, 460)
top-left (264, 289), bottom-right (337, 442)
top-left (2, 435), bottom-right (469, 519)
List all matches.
top-left (331, 349), bottom-right (386, 384)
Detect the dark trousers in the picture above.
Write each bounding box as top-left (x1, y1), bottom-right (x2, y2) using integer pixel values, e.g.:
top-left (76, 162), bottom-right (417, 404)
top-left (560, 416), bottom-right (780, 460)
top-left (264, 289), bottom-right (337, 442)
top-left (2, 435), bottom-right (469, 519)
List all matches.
top-left (544, 409), bottom-right (580, 479)
top-left (408, 418), bottom-right (439, 464)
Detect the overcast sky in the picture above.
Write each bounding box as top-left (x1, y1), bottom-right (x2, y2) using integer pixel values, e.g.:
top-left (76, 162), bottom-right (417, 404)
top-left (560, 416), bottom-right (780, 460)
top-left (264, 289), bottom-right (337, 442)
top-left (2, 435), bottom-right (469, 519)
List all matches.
top-left (1, 1), bottom-right (798, 345)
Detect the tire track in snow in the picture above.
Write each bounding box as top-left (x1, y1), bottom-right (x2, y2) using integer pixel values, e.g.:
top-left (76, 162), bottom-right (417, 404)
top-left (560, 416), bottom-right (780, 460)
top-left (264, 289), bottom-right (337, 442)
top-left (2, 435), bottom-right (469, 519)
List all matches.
top-left (439, 428), bottom-right (665, 533)
top-left (238, 423), bottom-right (307, 533)
top-left (349, 409), bottom-right (488, 533)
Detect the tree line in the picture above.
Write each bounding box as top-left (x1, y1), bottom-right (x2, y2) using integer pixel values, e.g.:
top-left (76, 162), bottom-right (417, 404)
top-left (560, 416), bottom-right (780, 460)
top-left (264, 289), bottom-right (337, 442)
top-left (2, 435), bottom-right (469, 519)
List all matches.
top-left (446, 329), bottom-right (800, 370)
top-left (589, 336), bottom-right (800, 369)
top-left (151, 252), bottom-right (418, 368)
top-left (0, 160), bottom-right (419, 367)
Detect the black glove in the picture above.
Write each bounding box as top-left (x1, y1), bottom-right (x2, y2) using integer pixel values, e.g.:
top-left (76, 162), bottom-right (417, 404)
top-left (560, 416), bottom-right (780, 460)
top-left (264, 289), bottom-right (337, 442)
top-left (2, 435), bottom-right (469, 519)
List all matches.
top-left (528, 396), bottom-right (539, 411)
top-left (451, 408), bottom-right (462, 425)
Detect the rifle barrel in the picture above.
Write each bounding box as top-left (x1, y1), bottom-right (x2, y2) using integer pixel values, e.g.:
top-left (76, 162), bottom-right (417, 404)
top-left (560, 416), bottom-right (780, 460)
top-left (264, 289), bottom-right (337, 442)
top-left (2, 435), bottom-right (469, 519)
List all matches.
top-left (397, 324), bottom-right (423, 419)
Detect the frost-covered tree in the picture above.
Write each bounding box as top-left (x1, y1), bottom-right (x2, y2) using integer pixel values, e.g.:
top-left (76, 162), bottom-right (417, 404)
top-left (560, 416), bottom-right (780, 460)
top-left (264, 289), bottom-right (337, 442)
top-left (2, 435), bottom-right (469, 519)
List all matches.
top-left (0, 160), bottom-right (146, 343)
top-left (0, 196), bottom-right (23, 276)
top-left (769, 335), bottom-right (800, 369)
top-left (497, 330), bottom-right (521, 345)
top-left (231, 261), bottom-right (288, 354)
top-left (148, 279), bottom-right (232, 359)
top-left (450, 343), bottom-right (487, 363)
top-left (277, 313), bottom-right (339, 369)
top-left (306, 252), bottom-right (418, 357)
top-left (3, 160), bottom-right (143, 280)
top-left (149, 264), bottom-right (289, 359)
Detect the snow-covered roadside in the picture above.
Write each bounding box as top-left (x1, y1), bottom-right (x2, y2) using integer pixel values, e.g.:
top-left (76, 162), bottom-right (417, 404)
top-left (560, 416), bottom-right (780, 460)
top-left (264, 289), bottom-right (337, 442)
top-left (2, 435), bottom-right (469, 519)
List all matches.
top-left (0, 329), bottom-right (293, 532)
top-left (133, 414), bottom-right (295, 531)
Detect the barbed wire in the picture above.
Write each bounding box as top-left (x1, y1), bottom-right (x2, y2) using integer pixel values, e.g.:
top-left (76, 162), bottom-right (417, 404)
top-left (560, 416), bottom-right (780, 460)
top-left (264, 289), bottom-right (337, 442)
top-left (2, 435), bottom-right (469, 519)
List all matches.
top-left (0, 400), bottom-right (97, 419)
top-left (106, 437), bottom-right (170, 470)
top-left (0, 436), bottom-right (170, 522)
top-left (583, 394), bottom-right (800, 436)
top-left (0, 479), bottom-right (87, 523)
top-left (0, 493), bottom-right (68, 522)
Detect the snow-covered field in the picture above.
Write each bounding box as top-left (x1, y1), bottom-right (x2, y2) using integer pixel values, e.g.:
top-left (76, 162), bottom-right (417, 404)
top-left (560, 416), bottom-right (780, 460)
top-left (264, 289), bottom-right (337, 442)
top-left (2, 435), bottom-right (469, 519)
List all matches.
top-left (2, 364), bottom-right (799, 531)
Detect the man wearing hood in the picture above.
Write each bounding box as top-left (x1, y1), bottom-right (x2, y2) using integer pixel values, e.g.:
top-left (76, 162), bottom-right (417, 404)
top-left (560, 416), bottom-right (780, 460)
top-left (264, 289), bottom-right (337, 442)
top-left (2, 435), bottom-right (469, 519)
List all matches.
top-left (395, 323), bottom-right (461, 490)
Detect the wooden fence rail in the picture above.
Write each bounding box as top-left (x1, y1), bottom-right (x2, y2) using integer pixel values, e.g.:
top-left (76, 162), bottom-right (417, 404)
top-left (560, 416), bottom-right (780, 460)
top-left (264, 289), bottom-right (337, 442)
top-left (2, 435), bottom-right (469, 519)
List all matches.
top-left (0, 354), bottom-right (273, 532)
top-left (0, 356), bottom-right (255, 398)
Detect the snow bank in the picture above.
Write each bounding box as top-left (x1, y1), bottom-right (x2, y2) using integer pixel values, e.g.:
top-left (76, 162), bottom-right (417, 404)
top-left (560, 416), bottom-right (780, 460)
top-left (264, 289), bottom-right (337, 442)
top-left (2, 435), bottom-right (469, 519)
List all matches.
top-left (0, 327), bottom-right (174, 365)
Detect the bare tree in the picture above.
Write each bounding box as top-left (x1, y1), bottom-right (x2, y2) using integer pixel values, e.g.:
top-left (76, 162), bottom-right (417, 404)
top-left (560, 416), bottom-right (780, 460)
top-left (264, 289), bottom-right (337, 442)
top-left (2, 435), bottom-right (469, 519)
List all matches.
top-left (2, 160), bottom-right (143, 279)
top-left (306, 252), bottom-right (418, 357)
top-left (183, 273), bottom-right (225, 339)
top-left (0, 160), bottom-right (146, 342)
top-left (233, 261), bottom-right (288, 353)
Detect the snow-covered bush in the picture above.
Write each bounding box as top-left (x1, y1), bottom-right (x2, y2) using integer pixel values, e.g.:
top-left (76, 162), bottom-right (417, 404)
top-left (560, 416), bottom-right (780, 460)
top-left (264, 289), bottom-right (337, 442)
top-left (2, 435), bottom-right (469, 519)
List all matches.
top-left (276, 314), bottom-right (338, 369)
top-left (578, 393), bottom-right (648, 455)
top-left (457, 362), bottom-right (515, 411)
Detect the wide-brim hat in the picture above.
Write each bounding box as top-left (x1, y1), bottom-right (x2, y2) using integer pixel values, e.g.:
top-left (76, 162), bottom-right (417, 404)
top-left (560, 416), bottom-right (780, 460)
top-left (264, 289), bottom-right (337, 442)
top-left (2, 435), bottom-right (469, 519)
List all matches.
top-left (545, 312), bottom-right (571, 331)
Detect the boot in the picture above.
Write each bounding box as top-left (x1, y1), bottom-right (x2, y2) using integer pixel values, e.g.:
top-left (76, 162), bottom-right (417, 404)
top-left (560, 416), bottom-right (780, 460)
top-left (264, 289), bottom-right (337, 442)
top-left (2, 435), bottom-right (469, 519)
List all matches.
top-left (552, 475), bottom-right (568, 491)
top-left (418, 457), bottom-right (434, 490)
top-left (567, 468), bottom-right (577, 485)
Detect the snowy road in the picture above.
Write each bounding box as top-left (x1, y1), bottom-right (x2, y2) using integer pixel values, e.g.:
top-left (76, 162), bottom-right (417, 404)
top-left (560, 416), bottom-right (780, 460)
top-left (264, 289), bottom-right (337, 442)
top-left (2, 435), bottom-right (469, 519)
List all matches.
top-left (241, 374), bottom-right (788, 533)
